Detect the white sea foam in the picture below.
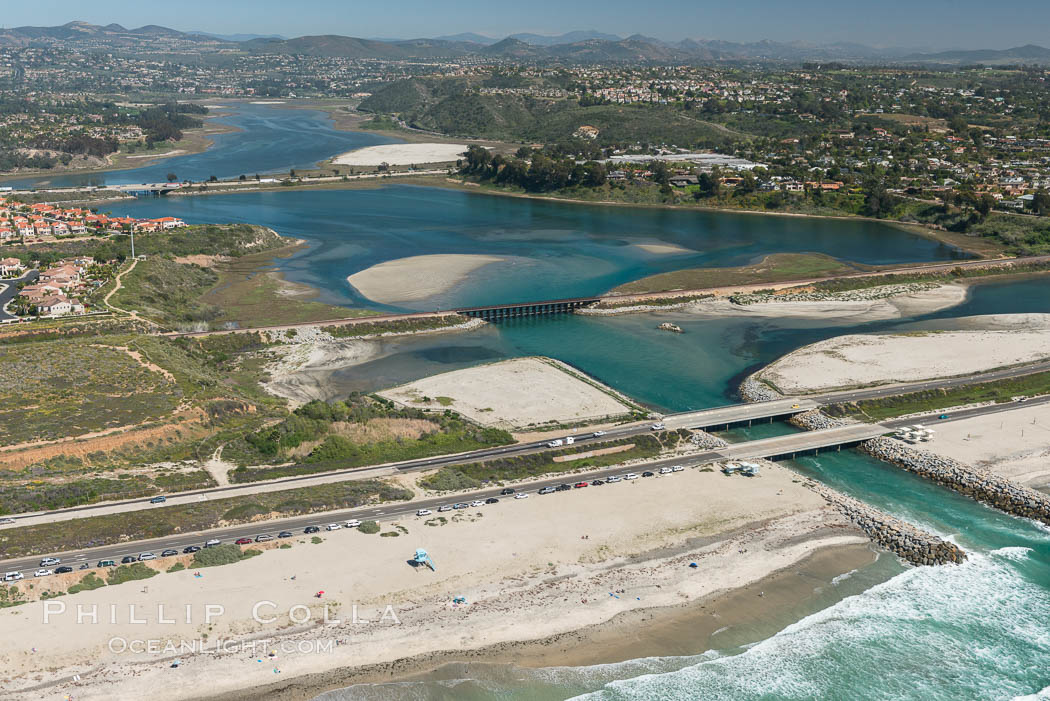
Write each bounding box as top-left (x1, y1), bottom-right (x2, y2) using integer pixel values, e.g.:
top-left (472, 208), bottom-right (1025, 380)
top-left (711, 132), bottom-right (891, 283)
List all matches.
top-left (831, 567), bottom-right (859, 585)
top-left (569, 551), bottom-right (1050, 701)
top-left (993, 546), bottom-right (1034, 561)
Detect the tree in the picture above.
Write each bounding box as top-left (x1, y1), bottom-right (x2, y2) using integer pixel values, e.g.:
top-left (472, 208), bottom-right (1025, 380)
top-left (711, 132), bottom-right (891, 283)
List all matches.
top-left (976, 194), bottom-right (995, 219)
top-left (166, 172), bottom-right (178, 182)
top-left (1032, 189), bottom-right (1050, 216)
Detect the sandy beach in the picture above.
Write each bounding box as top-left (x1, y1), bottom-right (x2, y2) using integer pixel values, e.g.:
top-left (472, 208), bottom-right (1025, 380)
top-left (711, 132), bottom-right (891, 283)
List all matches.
top-left (333, 143), bottom-right (468, 166)
top-left (377, 357), bottom-right (635, 429)
top-left (347, 254), bottom-right (505, 304)
top-left (0, 461), bottom-right (863, 701)
top-left (759, 326), bottom-right (1050, 394)
top-left (914, 401), bottom-right (1050, 488)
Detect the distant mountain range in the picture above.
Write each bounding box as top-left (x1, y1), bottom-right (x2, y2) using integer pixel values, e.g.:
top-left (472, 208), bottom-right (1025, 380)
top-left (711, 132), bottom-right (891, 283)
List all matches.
top-left (1, 21), bottom-right (1048, 66)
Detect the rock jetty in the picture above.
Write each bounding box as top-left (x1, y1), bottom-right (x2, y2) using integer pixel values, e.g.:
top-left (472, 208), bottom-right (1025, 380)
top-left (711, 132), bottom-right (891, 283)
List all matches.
top-left (807, 480), bottom-right (966, 566)
top-left (789, 409), bottom-right (848, 431)
top-left (658, 322), bottom-right (683, 333)
top-left (739, 377), bottom-right (783, 402)
top-left (861, 437), bottom-right (1050, 527)
top-left (689, 429), bottom-right (729, 449)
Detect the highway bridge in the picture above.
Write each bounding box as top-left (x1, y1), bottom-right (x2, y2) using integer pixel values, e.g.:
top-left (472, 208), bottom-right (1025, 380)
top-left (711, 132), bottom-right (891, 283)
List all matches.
top-left (2, 395), bottom-right (1048, 575)
top-left (108, 182), bottom-right (182, 196)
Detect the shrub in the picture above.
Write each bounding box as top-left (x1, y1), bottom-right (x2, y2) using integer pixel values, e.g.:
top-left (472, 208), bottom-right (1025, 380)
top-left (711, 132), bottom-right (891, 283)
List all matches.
top-left (166, 562), bottom-right (186, 573)
top-left (67, 572), bottom-right (106, 594)
top-left (357, 520), bottom-right (380, 534)
top-left (106, 563), bottom-right (158, 585)
top-left (191, 544), bottom-right (260, 568)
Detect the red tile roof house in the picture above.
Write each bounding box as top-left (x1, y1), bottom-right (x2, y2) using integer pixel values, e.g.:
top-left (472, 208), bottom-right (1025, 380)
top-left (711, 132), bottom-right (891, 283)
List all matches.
top-left (0, 257), bottom-right (25, 276)
top-left (36, 294), bottom-right (84, 317)
top-left (0, 226), bottom-right (15, 241)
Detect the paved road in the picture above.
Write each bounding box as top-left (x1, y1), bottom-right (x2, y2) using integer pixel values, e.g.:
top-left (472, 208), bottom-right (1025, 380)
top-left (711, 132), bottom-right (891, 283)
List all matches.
top-left (4, 360), bottom-right (1049, 529)
top-left (0, 269), bottom-right (38, 322)
top-left (3, 395), bottom-right (1048, 575)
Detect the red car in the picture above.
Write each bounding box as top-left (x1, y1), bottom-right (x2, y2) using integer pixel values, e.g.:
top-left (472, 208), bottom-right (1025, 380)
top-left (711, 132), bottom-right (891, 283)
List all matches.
top-left (573, 482), bottom-right (589, 488)
top-left (235, 538), bottom-right (253, 545)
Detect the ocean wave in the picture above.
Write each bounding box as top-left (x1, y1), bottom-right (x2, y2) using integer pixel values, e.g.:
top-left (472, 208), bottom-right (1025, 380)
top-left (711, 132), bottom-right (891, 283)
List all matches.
top-left (570, 552), bottom-right (1050, 701)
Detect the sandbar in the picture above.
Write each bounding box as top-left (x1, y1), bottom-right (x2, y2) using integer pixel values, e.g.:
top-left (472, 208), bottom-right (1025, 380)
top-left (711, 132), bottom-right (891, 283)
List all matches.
top-left (759, 324), bottom-right (1050, 394)
top-left (347, 254), bottom-right (504, 304)
top-left (632, 242), bottom-right (695, 255)
top-left (333, 143), bottom-right (468, 166)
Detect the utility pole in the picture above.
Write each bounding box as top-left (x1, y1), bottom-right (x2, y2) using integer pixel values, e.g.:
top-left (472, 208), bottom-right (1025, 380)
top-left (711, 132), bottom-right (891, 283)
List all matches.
top-left (130, 229), bottom-right (135, 260)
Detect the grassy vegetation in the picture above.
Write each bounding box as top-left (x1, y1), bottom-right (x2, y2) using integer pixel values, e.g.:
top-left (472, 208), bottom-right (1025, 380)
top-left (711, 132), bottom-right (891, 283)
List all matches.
top-left (322, 314), bottom-right (469, 338)
top-left (191, 544), bottom-right (261, 568)
top-left (825, 371), bottom-right (1050, 421)
top-left (0, 478), bottom-right (412, 559)
top-left (805, 259), bottom-right (1050, 295)
top-left (420, 432), bottom-right (684, 491)
top-left (113, 243), bottom-right (370, 331)
top-left (358, 520), bottom-right (380, 534)
top-left (106, 563), bottom-right (158, 585)
top-left (0, 338), bottom-right (180, 446)
top-left (613, 253), bottom-right (858, 295)
top-left (67, 572), bottom-right (106, 594)
top-left (227, 396), bottom-right (514, 482)
top-left (361, 81), bottom-right (744, 149)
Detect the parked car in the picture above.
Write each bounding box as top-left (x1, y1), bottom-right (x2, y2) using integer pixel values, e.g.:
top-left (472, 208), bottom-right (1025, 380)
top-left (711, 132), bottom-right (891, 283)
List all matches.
top-left (624, 473), bottom-right (639, 480)
top-left (150, 496), bottom-right (167, 504)
top-left (182, 546), bottom-right (201, 554)
top-left (538, 486), bottom-right (556, 495)
top-left (438, 505), bottom-right (453, 512)
top-left (556, 484), bottom-right (572, 492)
top-left (547, 439), bottom-right (564, 448)
top-left (514, 493), bottom-right (529, 499)
top-left (659, 466), bottom-right (673, 474)
top-left (55, 566), bottom-right (73, 574)
top-left (97, 560), bottom-right (116, 568)
top-left (39, 557), bottom-right (60, 567)
top-left (485, 497), bottom-right (500, 504)
top-left (121, 556), bottom-right (136, 564)
top-left (34, 569), bottom-right (53, 577)
top-left (606, 475), bottom-right (622, 483)
top-left (592, 430), bottom-right (607, 438)
top-left (452, 503), bottom-right (468, 510)
top-left (205, 539), bottom-right (221, 547)
top-left (573, 482), bottom-right (589, 489)
top-left (0, 517), bottom-right (14, 525)
top-left (416, 509), bottom-right (432, 517)
top-left (324, 524), bottom-right (341, 532)
top-left (255, 534), bottom-right (274, 542)
top-left (3, 572), bottom-right (24, 582)
top-left (672, 465), bottom-right (685, 472)
top-left (650, 423), bottom-right (665, 431)
top-left (344, 520), bottom-right (362, 529)
top-left (304, 526), bottom-right (320, 534)
top-left (590, 479), bottom-right (604, 486)
top-left (469, 500), bottom-right (484, 507)
top-left (500, 488), bottom-right (515, 495)
top-left (278, 531), bottom-right (294, 538)
top-left (642, 471), bottom-right (655, 477)
top-left (235, 537), bottom-right (254, 545)
top-left (138, 552), bottom-right (156, 561)
top-left (939, 414), bottom-right (950, 420)
top-left (161, 549), bottom-right (179, 557)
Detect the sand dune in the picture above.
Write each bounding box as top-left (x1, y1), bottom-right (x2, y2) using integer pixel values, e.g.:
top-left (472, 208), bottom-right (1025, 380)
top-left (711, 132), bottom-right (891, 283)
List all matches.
top-left (347, 254), bottom-right (504, 304)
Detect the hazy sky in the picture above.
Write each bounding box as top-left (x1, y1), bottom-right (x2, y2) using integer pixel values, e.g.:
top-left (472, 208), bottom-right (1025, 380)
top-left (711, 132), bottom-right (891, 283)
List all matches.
top-left (4, 0), bottom-right (1049, 49)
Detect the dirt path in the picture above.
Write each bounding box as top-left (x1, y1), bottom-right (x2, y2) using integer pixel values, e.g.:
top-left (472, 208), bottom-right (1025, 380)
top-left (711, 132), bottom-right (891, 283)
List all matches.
top-left (204, 445), bottom-right (233, 486)
top-left (102, 257), bottom-right (138, 314)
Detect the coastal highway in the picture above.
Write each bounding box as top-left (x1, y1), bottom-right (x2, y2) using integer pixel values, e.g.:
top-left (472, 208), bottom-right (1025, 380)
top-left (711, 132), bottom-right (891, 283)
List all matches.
top-left (3, 361), bottom-right (1050, 530)
top-left (2, 396), bottom-right (1048, 575)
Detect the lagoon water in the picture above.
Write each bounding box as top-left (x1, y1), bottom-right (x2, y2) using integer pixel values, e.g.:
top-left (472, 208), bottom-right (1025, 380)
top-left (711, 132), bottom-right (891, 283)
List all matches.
top-left (1, 102), bottom-right (393, 190)
top-left (53, 104), bottom-right (1050, 699)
